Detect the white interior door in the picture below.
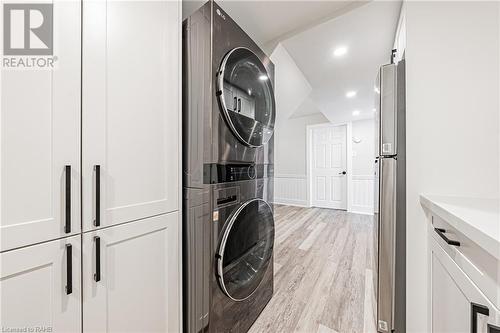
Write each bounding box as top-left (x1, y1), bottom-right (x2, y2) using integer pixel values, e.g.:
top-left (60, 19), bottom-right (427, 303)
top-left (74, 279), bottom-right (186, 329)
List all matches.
top-left (82, 212), bottom-right (180, 333)
top-left (310, 125), bottom-right (347, 209)
top-left (1, 0), bottom-right (81, 251)
top-left (0, 235), bottom-right (81, 333)
top-left (82, 0), bottom-right (180, 231)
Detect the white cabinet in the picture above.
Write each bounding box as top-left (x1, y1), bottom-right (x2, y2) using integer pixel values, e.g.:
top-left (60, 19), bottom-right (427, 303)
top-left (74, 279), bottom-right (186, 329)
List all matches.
top-left (1, 0), bottom-right (181, 332)
top-left (430, 230), bottom-right (500, 333)
top-left (82, 212), bottom-right (181, 333)
top-left (0, 235), bottom-right (81, 332)
top-left (0, 0), bottom-right (81, 251)
top-left (431, 252), bottom-right (472, 333)
top-left (81, 0), bottom-right (181, 231)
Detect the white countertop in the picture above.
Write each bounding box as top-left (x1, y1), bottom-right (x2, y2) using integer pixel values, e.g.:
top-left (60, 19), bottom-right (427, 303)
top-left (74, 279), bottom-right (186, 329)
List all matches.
top-left (420, 194), bottom-right (500, 260)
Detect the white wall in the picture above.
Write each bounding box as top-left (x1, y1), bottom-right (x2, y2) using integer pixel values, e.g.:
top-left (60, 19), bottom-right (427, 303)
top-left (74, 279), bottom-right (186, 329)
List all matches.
top-left (405, 2), bottom-right (499, 332)
top-left (270, 43), bottom-right (331, 206)
top-left (393, 2), bottom-right (406, 63)
top-left (352, 119), bottom-right (375, 175)
top-left (350, 119), bottom-right (375, 214)
top-left (275, 113), bottom-right (329, 176)
top-left (274, 113), bottom-right (330, 206)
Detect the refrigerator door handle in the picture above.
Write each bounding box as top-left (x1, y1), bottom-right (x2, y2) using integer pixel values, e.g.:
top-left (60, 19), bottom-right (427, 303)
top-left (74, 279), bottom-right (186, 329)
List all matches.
top-left (377, 157), bottom-right (397, 332)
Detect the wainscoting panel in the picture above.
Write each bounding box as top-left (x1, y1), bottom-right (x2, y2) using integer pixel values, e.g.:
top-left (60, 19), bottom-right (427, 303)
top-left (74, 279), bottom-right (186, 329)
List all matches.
top-left (274, 174), bottom-right (308, 207)
top-left (351, 175), bottom-right (374, 215)
top-left (274, 174), bottom-right (374, 213)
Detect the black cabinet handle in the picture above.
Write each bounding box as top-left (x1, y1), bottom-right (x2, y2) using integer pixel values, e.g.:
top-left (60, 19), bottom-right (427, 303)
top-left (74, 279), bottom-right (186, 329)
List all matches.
top-left (471, 303), bottom-right (489, 333)
top-left (434, 228), bottom-right (460, 247)
top-left (94, 236), bottom-right (101, 282)
top-left (238, 98), bottom-right (241, 112)
top-left (65, 244), bottom-right (72, 295)
top-left (94, 165), bottom-right (101, 227)
top-left (65, 165), bottom-right (71, 233)
top-left (233, 97), bottom-right (237, 110)
top-left (489, 324), bottom-right (500, 333)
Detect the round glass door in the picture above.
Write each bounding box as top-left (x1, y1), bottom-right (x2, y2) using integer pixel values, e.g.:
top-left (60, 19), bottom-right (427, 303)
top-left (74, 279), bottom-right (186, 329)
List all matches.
top-left (216, 199), bottom-right (275, 301)
top-left (216, 47), bottom-right (276, 148)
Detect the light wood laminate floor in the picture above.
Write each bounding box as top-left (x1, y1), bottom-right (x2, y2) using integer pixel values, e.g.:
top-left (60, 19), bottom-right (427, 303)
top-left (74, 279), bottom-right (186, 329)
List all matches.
top-left (249, 205), bottom-right (377, 333)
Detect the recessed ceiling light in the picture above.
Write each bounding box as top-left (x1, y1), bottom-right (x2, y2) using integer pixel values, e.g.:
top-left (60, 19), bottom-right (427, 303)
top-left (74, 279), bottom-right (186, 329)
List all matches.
top-left (346, 90), bottom-right (357, 98)
top-left (352, 110), bottom-right (360, 116)
top-left (372, 108), bottom-right (376, 112)
top-left (259, 75), bottom-right (268, 81)
top-left (333, 46), bottom-right (348, 57)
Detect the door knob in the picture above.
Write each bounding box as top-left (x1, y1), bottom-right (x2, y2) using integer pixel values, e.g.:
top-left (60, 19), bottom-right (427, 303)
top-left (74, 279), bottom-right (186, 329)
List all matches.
top-left (339, 171), bottom-right (347, 175)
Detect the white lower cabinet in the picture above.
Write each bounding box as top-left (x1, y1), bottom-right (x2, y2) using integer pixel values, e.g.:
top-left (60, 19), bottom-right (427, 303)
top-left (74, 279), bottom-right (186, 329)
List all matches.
top-left (432, 252), bottom-right (473, 333)
top-left (430, 232), bottom-right (500, 333)
top-left (0, 236), bottom-right (81, 332)
top-left (82, 212), bottom-right (181, 333)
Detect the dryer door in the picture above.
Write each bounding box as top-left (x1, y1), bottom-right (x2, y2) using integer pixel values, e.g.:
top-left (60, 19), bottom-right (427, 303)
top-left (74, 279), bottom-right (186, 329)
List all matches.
top-left (216, 199), bottom-right (274, 301)
top-left (216, 47), bottom-right (276, 148)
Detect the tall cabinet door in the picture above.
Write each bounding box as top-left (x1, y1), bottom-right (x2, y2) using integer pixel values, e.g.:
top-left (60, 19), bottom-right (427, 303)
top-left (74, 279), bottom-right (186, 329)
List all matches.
top-left (82, 212), bottom-right (181, 333)
top-left (0, 236), bottom-right (81, 333)
top-left (1, 0), bottom-right (81, 251)
top-left (82, 0), bottom-right (180, 231)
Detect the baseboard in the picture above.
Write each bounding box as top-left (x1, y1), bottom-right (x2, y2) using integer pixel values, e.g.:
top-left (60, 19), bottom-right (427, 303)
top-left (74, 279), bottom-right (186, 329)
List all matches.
top-left (273, 198), bottom-right (309, 207)
top-left (349, 205), bottom-right (374, 215)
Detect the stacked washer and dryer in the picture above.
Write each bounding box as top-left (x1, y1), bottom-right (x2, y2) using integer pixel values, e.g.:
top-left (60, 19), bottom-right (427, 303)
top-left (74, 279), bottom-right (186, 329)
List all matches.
top-left (182, 2), bottom-right (276, 333)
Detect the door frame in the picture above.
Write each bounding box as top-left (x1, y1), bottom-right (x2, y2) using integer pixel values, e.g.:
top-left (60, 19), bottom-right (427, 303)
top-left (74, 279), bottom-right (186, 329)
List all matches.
top-left (306, 122), bottom-right (353, 211)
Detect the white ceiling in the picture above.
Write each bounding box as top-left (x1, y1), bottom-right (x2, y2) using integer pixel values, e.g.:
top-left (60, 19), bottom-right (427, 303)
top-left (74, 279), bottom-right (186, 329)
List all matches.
top-left (182, 1), bottom-right (367, 49)
top-left (282, 1), bottom-right (402, 122)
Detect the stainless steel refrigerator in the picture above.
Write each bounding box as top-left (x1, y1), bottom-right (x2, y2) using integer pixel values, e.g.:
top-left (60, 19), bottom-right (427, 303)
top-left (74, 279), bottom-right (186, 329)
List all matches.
top-left (374, 58), bottom-right (406, 333)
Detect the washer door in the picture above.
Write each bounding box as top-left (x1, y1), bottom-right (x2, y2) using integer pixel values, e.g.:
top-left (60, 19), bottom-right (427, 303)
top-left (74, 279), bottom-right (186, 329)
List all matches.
top-left (216, 47), bottom-right (276, 148)
top-left (216, 199), bottom-right (275, 301)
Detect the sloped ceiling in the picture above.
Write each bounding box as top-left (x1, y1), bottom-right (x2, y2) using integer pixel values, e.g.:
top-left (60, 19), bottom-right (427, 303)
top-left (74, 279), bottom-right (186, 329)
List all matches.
top-left (282, 1), bottom-right (401, 122)
top-left (269, 43), bottom-right (313, 123)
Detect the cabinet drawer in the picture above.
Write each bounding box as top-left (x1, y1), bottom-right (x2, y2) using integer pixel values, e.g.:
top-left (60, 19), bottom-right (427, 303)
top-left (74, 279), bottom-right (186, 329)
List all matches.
top-left (431, 214), bottom-right (500, 310)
